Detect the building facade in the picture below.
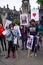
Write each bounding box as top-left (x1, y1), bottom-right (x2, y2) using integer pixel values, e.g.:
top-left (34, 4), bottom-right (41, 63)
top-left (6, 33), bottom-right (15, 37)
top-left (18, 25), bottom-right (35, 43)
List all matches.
top-left (0, 4), bottom-right (20, 27)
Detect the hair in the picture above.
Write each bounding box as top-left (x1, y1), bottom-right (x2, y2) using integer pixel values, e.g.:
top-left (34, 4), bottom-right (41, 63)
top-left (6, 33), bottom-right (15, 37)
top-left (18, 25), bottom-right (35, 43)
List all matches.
top-left (31, 19), bottom-right (35, 22)
top-left (9, 23), bottom-right (13, 28)
top-left (30, 19), bottom-right (35, 23)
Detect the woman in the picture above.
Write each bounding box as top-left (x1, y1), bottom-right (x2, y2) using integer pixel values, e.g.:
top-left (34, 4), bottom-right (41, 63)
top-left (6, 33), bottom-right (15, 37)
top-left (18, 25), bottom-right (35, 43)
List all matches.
top-left (5, 23), bottom-right (16, 59)
top-left (0, 23), bottom-right (7, 51)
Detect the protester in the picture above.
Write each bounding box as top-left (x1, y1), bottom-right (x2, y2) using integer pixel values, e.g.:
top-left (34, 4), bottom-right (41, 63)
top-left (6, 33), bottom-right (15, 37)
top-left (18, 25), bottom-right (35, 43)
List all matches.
top-left (37, 21), bottom-right (43, 47)
top-left (0, 48), bottom-right (2, 56)
top-left (27, 19), bottom-right (38, 56)
top-left (5, 23), bottom-right (16, 59)
top-left (35, 21), bottom-right (42, 51)
top-left (20, 25), bottom-right (27, 50)
top-left (0, 23), bottom-right (7, 51)
top-left (13, 21), bottom-right (21, 48)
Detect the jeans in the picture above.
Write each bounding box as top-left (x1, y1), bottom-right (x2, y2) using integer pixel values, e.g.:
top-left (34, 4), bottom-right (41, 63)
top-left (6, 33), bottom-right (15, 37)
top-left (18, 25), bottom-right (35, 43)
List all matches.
top-left (22, 36), bottom-right (27, 49)
top-left (0, 35), bottom-right (7, 51)
top-left (31, 36), bottom-right (37, 53)
top-left (8, 41), bottom-right (14, 54)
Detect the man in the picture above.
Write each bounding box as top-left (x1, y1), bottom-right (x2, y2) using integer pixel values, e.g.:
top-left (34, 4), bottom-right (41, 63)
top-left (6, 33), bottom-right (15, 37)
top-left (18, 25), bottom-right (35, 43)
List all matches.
top-left (28, 19), bottom-right (38, 56)
top-left (20, 25), bottom-right (27, 50)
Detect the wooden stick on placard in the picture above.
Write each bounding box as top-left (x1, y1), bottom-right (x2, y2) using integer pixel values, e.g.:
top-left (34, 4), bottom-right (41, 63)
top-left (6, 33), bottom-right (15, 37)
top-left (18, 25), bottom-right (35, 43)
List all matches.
top-left (15, 46), bottom-right (18, 59)
top-left (28, 49), bottom-right (30, 57)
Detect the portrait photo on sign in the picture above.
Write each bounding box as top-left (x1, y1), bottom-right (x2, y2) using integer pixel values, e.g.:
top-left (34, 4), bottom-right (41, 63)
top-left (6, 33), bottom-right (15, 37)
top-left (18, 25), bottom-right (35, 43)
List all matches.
top-left (27, 35), bottom-right (34, 50)
top-left (20, 14), bottom-right (28, 25)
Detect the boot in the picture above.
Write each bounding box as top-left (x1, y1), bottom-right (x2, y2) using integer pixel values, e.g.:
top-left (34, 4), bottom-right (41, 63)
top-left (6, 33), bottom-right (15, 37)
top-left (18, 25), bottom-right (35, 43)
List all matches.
top-left (12, 53), bottom-right (16, 58)
top-left (5, 54), bottom-right (10, 59)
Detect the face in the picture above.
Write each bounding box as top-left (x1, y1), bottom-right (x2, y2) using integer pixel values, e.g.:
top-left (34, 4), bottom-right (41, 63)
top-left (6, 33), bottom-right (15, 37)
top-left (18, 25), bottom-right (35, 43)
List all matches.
top-left (31, 21), bottom-right (35, 25)
top-left (35, 21), bottom-right (39, 25)
top-left (9, 24), bottom-right (14, 30)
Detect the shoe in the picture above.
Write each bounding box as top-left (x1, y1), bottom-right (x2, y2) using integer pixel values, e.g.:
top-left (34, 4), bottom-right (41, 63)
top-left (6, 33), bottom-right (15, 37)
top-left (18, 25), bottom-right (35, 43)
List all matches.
top-left (18, 45), bottom-right (20, 48)
top-left (12, 53), bottom-right (16, 58)
top-left (35, 54), bottom-right (37, 57)
top-left (5, 54), bottom-right (10, 59)
top-left (21, 48), bottom-right (24, 50)
top-left (30, 53), bottom-right (34, 56)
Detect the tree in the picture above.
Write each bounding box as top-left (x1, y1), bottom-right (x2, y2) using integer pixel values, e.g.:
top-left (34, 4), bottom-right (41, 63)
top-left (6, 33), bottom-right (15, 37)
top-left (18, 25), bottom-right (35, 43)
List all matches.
top-left (37, 0), bottom-right (43, 5)
top-left (13, 19), bottom-right (20, 25)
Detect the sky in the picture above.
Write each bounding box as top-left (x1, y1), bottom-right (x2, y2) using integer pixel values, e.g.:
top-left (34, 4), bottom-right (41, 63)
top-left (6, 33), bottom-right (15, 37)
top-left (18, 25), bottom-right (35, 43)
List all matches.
top-left (30, 0), bottom-right (40, 9)
top-left (0, 0), bottom-right (40, 11)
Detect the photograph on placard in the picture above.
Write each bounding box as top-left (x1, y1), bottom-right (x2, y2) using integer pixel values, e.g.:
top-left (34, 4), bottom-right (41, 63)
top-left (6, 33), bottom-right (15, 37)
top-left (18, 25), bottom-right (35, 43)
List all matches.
top-left (20, 14), bottom-right (28, 25)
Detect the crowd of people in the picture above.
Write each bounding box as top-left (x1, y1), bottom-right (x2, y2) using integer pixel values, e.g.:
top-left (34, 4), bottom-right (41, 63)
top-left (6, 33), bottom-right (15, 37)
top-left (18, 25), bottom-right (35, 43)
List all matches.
top-left (0, 18), bottom-right (43, 59)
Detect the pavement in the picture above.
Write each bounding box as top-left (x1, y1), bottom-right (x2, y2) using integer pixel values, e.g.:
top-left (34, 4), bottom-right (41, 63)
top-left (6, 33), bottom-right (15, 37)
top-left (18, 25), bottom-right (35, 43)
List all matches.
top-left (0, 40), bottom-right (43, 65)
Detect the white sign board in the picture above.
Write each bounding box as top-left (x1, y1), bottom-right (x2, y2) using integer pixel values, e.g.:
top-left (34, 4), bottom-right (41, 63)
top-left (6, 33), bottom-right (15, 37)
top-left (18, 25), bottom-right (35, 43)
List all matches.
top-left (14, 25), bottom-right (21, 37)
top-left (2, 30), bottom-right (7, 35)
top-left (20, 14), bottom-right (28, 25)
top-left (31, 8), bottom-right (39, 21)
top-left (4, 19), bottom-right (12, 29)
top-left (13, 37), bottom-right (17, 45)
top-left (27, 35), bottom-right (34, 50)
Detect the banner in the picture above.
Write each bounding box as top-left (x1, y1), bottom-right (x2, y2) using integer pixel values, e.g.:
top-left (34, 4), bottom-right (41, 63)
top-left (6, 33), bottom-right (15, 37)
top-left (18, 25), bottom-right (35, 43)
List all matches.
top-left (31, 8), bottom-right (39, 21)
top-left (27, 35), bottom-right (34, 50)
top-left (20, 14), bottom-right (28, 25)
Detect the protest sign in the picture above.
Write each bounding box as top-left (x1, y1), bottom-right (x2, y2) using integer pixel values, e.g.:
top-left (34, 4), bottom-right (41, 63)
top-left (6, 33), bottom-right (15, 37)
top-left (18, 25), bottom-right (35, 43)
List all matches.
top-left (13, 37), bottom-right (17, 45)
top-left (27, 35), bottom-right (34, 50)
top-left (20, 14), bottom-right (28, 25)
top-left (4, 19), bottom-right (12, 29)
top-left (2, 30), bottom-right (7, 35)
top-left (14, 25), bottom-right (21, 37)
top-left (31, 8), bottom-right (39, 21)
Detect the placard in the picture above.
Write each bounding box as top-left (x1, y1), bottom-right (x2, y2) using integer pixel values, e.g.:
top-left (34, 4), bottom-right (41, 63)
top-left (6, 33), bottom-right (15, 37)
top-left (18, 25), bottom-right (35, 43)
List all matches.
top-left (14, 25), bottom-right (21, 37)
top-left (2, 30), bottom-right (7, 35)
top-left (20, 14), bottom-right (28, 25)
top-left (4, 19), bottom-right (12, 29)
top-left (31, 8), bottom-right (39, 21)
top-left (27, 35), bottom-right (34, 50)
top-left (13, 37), bottom-right (17, 45)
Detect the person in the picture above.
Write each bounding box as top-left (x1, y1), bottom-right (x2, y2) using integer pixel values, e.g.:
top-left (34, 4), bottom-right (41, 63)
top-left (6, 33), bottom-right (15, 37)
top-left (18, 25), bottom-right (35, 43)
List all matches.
top-left (13, 21), bottom-right (21, 48)
top-left (20, 25), bottom-right (27, 50)
top-left (38, 22), bottom-right (43, 47)
top-left (35, 21), bottom-right (42, 51)
top-left (0, 23), bottom-right (7, 51)
top-left (0, 48), bottom-right (2, 55)
top-left (27, 19), bottom-right (38, 56)
top-left (5, 23), bottom-right (16, 59)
